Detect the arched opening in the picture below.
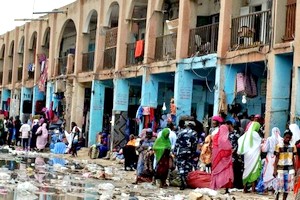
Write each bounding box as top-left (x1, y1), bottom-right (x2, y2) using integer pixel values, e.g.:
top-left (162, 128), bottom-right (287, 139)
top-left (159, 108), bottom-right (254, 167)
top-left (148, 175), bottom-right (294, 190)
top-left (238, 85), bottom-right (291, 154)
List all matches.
top-left (28, 32), bottom-right (37, 80)
top-left (126, 0), bottom-right (148, 66)
top-left (103, 3), bottom-right (119, 69)
top-left (82, 10), bottom-right (98, 72)
top-left (8, 41), bottom-right (14, 84)
top-left (42, 27), bottom-right (50, 58)
top-left (57, 19), bottom-right (77, 75)
top-left (18, 37), bottom-right (24, 82)
top-left (0, 44), bottom-right (5, 84)
top-left (154, 0), bottom-right (180, 61)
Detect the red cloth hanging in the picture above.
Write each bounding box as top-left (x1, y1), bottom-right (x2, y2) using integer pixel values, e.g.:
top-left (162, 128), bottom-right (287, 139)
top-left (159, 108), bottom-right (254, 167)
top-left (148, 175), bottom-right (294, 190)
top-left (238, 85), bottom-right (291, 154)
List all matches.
top-left (134, 40), bottom-right (144, 58)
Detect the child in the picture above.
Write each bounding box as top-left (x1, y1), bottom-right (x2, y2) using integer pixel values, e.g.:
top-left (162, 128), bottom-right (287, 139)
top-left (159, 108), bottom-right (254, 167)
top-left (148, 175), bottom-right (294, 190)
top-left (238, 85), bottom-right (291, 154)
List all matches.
top-left (274, 130), bottom-right (296, 200)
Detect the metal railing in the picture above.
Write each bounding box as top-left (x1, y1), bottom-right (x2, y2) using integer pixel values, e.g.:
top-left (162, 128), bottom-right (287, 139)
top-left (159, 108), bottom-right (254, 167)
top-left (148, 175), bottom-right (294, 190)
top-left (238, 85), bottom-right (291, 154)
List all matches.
top-left (155, 33), bottom-right (177, 61)
top-left (231, 10), bottom-right (271, 50)
top-left (57, 56), bottom-right (68, 75)
top-left (17, 68), bottom-right (22, 81)
top-left (126, 42), bottom-right (145, 66)
top-left (82, 51), bottom-right (95, 72)
top-left (188, 23), bottom-right (219, 57)
top-left (283, 2), bottom-right (296, 41)
top-left (103, 47), bottom-right (116, 69)
top-left (8, 69), bottom-right (12, 83)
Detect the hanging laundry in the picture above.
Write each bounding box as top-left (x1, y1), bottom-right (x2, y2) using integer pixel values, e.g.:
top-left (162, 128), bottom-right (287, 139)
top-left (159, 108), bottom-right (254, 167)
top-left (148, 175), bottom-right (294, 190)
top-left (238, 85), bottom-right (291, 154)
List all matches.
top-left (40, 61), bottom-right (45, 74)
top-left (27, 63), bottom-right (33, 72)
top-left (38, 54), bottom-right (46, 63)
top-left (134, 40), bottom-right (144, 58)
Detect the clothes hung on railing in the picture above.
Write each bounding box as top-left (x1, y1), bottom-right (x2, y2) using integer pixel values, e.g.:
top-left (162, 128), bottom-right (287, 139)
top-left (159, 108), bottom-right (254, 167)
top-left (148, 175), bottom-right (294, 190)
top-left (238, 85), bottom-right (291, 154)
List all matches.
top-left (135, 40), bottom-right (144, 58)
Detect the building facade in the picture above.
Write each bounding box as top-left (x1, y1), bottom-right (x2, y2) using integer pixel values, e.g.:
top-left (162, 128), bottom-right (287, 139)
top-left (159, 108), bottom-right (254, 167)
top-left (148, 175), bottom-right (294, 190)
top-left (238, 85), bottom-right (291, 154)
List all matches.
top-left (0, 0), bottom-right (298, 147)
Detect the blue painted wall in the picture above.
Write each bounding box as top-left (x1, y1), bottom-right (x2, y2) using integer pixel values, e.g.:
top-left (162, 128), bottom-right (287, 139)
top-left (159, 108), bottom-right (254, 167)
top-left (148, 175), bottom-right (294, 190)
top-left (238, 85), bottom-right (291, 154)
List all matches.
top-left (174, 64), bottom-right (194, 123)
top-left (1, 89), bottom-right (11, 111)
top-left (46, 82), bottom-right (53, 109)
top-left (88, 80), bottom-right (105, 146)
top-left (113, 79), bottom-right (129, 111)
top-left (270, 55), bottom-right (292, 133)
top-left (32, 85), bottom-right (45, 115)
top-left (141, 72), bottom-right (158, 108)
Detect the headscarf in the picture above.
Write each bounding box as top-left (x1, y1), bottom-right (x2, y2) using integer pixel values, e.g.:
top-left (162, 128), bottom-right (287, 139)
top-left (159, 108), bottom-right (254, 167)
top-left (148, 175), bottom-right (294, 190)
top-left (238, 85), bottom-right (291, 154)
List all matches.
top-left (213, 125), bottom-right (232, 151)
top-left (289, 124), bottom-right (300, 145)
top-left (268, 127), bottom-right (282, 153)
top-left (33, 119), bottom-right (39, 125)
top-left (238, 121), bottom-right (261, 154)
top-left (153, 128), bottom-right (171, 163)
top-left (212, 115), bottom-right (224, 123)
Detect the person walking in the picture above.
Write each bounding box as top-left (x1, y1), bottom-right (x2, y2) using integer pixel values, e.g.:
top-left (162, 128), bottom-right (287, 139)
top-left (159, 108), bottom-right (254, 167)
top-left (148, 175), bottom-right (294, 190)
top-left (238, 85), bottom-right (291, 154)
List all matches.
top-left (237, 121), bottom-right (262, 193)
top-left (274, 131), bottom-right (296, 200)
top-left (210, 125), bottom-right (233, 192)
top-left (19, 122), bottom-right (31, 151)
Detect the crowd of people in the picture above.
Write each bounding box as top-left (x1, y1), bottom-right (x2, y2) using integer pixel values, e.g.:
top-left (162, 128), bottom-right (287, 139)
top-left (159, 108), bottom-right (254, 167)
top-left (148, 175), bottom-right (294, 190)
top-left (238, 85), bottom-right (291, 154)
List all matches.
top-left (0, 115), bottom-right (83, 157)
top-left (119, 113), bottom-right (300, 200)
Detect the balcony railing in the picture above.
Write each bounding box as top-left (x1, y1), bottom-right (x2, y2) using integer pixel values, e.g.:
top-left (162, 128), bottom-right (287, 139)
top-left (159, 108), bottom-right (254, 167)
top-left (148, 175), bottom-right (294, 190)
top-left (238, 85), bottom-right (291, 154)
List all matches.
top-left (188, 23), bottom-right (219, 57)
top-left (57, 56), bottom-right (68, 75)
top-left (17, 68), bottom-right (22, 81)
top-left (8, 69), bottom-right (12, 83)
top-left (82, 51), bottom-right (95, 72)
top-left (103, 47), bottom-right (116, 69)
top-left (126, 41), bottom-right (144, 66)
top-left (283, 2), bottom-right (296, 41)
top-left (155, 33), bottom-right (177, 61)
top-left (0, 71), bottom-right (3, 84)
top-left (231, 10), bottom-right (271, 50)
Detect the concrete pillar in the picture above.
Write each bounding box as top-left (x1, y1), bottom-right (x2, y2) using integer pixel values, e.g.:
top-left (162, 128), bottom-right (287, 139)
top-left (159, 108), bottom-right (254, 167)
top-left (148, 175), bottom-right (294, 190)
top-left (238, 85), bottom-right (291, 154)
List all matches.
top-left (223, 65), bottom-right (238, 105)
top-left (32, 85), bottom-right (45, 115)
top-left (290, 0), bottom-right (300, 123)
top-left (176, 0), bottom-right (191, 59)
top-left (45, 82), bottom-right (54, 109)
top-left (20, 87), bottom-right (32, 122)
top-left (266, 55), bottom-right (292, 134)
top-left (143, 0), bottom-right (161, 64)
top-left (74, 0), bottom-right (84, 74)
top-left (64, 80), bottom-right (73, 131)
top-left (48, 13), bottom-right (57, 78)
top-left (213, 64), bottom-right (221, 115)
top-left (115, 0), bottom-right (130, 70)
top-left (110, 79), bottom-right (129, 149)
top-left (141, 69), bottom-right (158, 108)
top-left (70, 81), bottom-right (85, 128)
top-left (174, 64), bottom-right (193, 123)
top-left (88, 80), bottom-right (105, 146)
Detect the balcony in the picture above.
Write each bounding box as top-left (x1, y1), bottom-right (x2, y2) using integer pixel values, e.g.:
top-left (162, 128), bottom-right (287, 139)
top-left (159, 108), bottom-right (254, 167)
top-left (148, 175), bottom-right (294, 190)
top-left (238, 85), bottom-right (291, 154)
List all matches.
top-left (231, 10), bottom-right (271, 50)
top-left (57, 56), bottom-right (68, 75)
top-left (188, 23), bottom-right (219, 57)
top-left (0, 71), bottom-right (2, 84)
top-left (283, 2), bottom-right (296, 41)
top-left (8, 69), bottom-right (12, 84)
top-left (126, 41), bottom-right (144, 66)
top-left (17, 67), bottom-right (22, 81)
top-left (103, 47), bottom-right (116, 69)
top-left (82, 52), bottom-right (95, 72)
top-left (155, 33), bottom-right (177, 61)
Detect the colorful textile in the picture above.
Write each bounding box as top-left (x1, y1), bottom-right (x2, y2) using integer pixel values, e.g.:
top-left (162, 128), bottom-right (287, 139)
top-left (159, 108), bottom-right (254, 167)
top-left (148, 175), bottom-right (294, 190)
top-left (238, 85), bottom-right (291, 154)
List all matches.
top-left (212, 115), bottom-right (223, 123)
top-left (237, 122), bottom-right (262, 185)
top-left (153, 128), bottom-right (171, 163)
top-left (134, 40), bottom-right (144, 58)
top-left (275, 143), bottom-right (296, 171)
top-left (200, 135), bottom-right (212, 165)
top-left (210, 125), bottom-right (233, 189)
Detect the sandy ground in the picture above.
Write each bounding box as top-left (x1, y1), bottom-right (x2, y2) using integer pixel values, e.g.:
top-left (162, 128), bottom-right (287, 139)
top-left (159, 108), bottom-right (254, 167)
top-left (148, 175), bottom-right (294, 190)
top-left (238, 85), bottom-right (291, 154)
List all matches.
top-left (62, 148), bottom-right (295, 200)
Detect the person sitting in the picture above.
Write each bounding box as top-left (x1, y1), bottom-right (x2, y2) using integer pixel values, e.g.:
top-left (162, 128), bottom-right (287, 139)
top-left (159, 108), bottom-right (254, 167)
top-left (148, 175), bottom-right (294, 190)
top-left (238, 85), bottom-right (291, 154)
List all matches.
top-left (50, 139), bottom-right (67, 154)
top-left (123, 134), bottom-right (138, 171)
top-left (97, 132), bottom-right (109, 158)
